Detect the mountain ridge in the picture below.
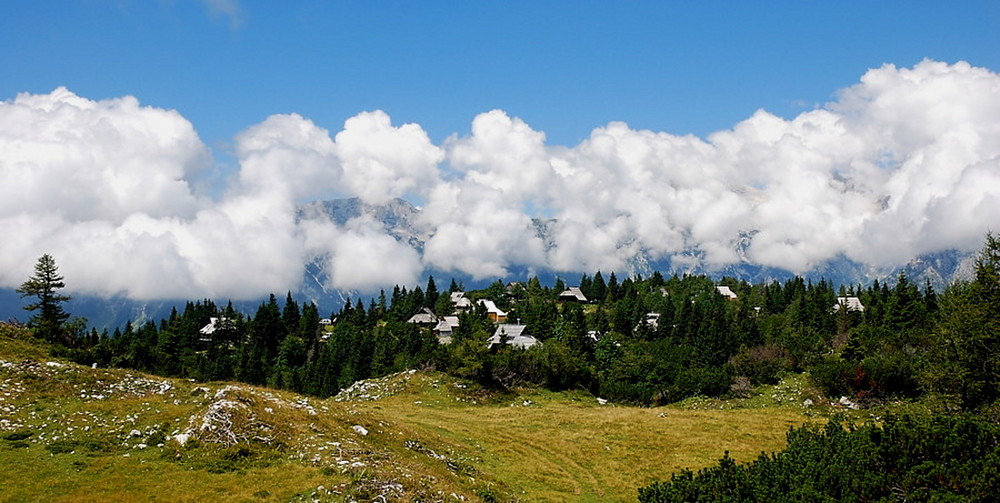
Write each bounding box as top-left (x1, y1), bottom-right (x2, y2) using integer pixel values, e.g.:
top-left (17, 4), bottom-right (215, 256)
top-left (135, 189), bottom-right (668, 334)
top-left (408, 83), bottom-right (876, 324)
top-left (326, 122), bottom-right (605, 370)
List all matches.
top-left (2, 197), bottom-right (977, 329)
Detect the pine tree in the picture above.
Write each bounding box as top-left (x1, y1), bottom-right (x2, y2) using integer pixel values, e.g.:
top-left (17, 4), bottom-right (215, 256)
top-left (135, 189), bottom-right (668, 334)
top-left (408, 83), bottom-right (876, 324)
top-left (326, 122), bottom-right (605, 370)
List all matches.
top-left (238, 295), bottom-right (283, 385)
top-left (299, 302), bottom-right (321, 358)
top-left (282, 291), bottom-right (301, 336)
top-left (17, 254), bottom-right (71, 343)
top-left (377, 290), bottom-right (388, 316)
top-left (932, 232), bottom-right (1000, 410)
top-left (579, 274), bottom-right (593, 300)
top-left (425, 276), bottom-right (439, 310)
top-left (592, 272), bottom-right (607, 303)
top-left (607, 272), bottom-right (620, 301)
top-left (553, 277), bottom-right (566, 296)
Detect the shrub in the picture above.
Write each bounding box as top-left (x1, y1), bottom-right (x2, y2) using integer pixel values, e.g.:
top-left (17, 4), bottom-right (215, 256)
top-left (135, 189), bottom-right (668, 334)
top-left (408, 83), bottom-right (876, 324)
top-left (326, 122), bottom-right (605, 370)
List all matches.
top-left (727, 345), bottom-right (793, 385)
top-left (860, 351), bottom-right (923, 399)
top-left (809, 358), bottom-right (861, 398)
top-left (810, 352), bottom-right (923, 402)
top-left (2, 430), bottom-right (34, 441)
top-left (638, 414), bottom-right (1000, 502)
top-left (659, 366), bottom-right (730, 404)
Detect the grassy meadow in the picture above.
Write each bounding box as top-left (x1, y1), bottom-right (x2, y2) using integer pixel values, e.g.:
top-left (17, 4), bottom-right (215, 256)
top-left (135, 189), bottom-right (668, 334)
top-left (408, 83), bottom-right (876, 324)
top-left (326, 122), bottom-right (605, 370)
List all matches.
top-left (1, 327), bottom-right (826, 502)
top-left (351, 374), bottom-right (816, 502)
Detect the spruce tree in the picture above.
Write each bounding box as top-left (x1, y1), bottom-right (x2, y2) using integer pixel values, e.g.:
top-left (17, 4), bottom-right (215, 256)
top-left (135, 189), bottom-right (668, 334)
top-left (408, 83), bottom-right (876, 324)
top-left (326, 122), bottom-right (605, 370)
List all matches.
top-left (606, 272), bottom-right (620, 301)
top-left (950, 233), bottom-right (1000, 408)
top-left (425, 276), bottom-right (438, 310)
top-left (591, 271), bottom-right (607, 303)
top-left (17, 254), bottom-right (71, 343)
top-left (282, 291), bottom-right (300, 336)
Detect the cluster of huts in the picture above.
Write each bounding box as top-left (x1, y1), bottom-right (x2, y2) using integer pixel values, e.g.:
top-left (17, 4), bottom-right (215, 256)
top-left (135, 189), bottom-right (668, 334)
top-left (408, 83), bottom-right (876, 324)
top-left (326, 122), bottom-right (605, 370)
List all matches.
top-left (204, 283), bottom-right (867, 350)
top-left (404, 290), bottom-right (541, 349)
top-left (399, 283), bottom-right (867, 350)
top-left (403, 286), bottom-right (603, 349)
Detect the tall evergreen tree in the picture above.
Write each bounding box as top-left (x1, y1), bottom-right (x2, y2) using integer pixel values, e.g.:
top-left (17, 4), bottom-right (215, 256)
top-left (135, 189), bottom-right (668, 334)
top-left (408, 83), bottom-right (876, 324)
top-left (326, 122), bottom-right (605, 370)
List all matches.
top-left (238, 294), bottom-right (283, 385)
top-left (425, 276), bottom-right (439, 310)
top-left (17, 254), bottom-right (71, 343)
top-left (607, 272), bottom-right (620, 302)
top-left (299, 302), bottom-right (320, 356)
top-left (933, 232), bottom-right (1000, 409)
top-left (282, 292), bottom-right (301, 336)
top-left (377, 290), bottom-right (388, 317)
top-left (591, 271), bottom-right (607, 303)
top-left (923, 280), bottom-right (939, 318)
top-left (579, 274), bottom-right (593, 300)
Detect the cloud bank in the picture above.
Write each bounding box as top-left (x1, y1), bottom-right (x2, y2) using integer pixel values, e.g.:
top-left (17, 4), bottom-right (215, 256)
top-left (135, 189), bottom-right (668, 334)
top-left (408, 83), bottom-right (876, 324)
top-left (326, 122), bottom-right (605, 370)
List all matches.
top-left (1, 60), bottom-right (998, 300)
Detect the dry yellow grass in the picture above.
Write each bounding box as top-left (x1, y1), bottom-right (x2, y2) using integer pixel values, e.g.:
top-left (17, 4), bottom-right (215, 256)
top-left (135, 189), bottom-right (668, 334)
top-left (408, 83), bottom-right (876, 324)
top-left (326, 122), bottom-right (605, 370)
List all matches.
top-left (357, 381), bottom-right (812, 502)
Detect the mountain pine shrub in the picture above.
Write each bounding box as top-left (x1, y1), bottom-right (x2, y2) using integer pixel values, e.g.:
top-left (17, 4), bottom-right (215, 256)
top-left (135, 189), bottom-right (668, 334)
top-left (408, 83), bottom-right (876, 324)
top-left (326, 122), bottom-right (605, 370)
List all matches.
top-left (638, 414), bottom-right (1000, 502)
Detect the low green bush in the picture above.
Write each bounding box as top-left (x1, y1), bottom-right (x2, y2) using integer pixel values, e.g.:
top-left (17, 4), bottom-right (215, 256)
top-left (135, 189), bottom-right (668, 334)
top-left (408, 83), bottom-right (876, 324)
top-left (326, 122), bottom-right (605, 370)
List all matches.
top-left (2, 430), bottom-right (34, 441)
top-left (639, 414), bottom-right (1000, 502)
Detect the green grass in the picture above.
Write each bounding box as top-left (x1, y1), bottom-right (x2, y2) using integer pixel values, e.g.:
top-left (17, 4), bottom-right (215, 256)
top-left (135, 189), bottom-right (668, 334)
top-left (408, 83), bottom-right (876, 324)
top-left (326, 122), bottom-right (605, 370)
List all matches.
top-left (2, 326), bottom-right (822, 502)
top-left (0, 323), bottom-right (51, 360)
top-left (353, 375), bottom-right (813, 502)
top-left (0, 443), bottom-right (331, 502)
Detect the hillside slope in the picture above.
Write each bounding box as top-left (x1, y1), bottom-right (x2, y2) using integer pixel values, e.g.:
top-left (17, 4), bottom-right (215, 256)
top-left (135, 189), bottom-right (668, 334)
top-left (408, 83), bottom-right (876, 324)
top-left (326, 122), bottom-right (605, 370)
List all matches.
top-left (1, 325), bottom-right (815, 502)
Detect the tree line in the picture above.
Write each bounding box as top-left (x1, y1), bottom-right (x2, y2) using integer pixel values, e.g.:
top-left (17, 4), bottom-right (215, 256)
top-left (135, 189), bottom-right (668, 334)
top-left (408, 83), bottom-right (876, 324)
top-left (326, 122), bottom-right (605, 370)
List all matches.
top-left (15, 233), bottom-right (999, 414)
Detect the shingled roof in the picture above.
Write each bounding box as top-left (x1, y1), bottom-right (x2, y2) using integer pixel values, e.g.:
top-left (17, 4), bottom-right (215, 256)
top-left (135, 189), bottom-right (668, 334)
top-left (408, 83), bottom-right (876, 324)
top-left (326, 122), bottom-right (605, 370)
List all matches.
top-left (487, 324), bottom-right (539, 349)
top-left (558, 287), bottom-right (588, 302)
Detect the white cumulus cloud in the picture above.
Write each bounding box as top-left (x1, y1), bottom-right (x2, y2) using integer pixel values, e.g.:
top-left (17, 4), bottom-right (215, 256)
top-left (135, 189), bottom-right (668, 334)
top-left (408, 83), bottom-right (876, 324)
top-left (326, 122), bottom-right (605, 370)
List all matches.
top-left (334, 110), bottom-right (444, 205)
top-left (2, 59), bottom-right (999, 301)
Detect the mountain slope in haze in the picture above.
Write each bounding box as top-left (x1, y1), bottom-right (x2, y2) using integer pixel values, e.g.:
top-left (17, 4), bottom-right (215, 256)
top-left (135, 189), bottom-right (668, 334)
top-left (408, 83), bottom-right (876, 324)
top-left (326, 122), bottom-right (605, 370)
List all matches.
top-left (1, 197), bottom-right (977, 329)
top-left (299, 197), bottom-right (429, 251)
top-left (296, 197), bottom-right (977, 289)
top-left (294, 197), bottom-right (976, 294)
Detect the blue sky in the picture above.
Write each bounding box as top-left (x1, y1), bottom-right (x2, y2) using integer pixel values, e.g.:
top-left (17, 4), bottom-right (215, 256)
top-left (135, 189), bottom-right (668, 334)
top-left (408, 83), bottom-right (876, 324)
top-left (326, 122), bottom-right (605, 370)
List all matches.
top-left (4, 1), bottom-right (997, 148)
top-left (3, 1), bottom-right (1000, 299)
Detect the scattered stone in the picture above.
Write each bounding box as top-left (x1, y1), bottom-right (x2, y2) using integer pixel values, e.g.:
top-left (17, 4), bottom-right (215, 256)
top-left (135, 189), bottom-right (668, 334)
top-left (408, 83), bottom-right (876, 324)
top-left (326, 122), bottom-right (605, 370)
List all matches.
top-left (334, 370), bottom-right (415, 402)
top-left (352, 425), bottom-right (369, 436)
top-left (838, 396), bottom-right (860, 410)
top-left (172, 432), bottom-right (191, 446)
